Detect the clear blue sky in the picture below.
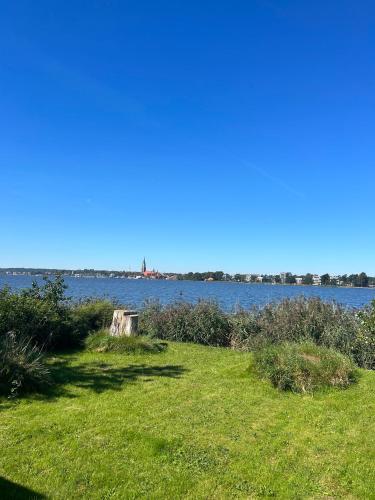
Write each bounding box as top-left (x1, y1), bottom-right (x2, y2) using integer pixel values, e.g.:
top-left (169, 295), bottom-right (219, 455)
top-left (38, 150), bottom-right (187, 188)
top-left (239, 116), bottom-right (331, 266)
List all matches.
top-left (1, 1), bottom-right (374, 274)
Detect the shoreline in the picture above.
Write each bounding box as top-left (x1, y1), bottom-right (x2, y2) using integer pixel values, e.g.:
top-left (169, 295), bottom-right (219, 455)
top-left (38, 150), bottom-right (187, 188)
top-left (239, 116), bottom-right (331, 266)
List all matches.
top-left (1, 273), bottom-right (375, 290)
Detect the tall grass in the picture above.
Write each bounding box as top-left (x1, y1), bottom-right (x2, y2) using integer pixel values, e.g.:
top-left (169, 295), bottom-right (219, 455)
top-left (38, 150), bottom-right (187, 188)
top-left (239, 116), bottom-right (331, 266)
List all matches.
top-left (70, 299), bottom-right (115, 342)
top-left (140, 300), bottom-right (231, 346)
top-left (355, 301), bottom-right (375, 370)
top-left (229, 297), bottom-right (368, 364)
top-left (140, 297), bottom-right (374, 369)
top-left (0, 333), bottom-right (50, 397)
top-left (85, 329), bottom-right (167, 354)
top-left (254, 342), bottom-right (359, 393)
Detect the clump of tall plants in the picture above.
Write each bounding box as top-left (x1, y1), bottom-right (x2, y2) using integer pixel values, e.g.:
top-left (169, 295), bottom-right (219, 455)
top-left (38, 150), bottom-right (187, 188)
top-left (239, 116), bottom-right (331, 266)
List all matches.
top-left (0, 276), bottom-right (116, 350)
top-left (0, 275), bottom-right (71, 349)
top-left (140, 300), bottom-right (231, 346)
top-left (355, 300), bottom-right (375, 369)
top-left (0, 332), bottom-right (50, 397)
top-left (70, 299), bottom-right (115, 340)
top-left (85, 329), bottom-right (167, 354)
top-left (254, 342), bottom-right (359, 393)
top-left (230, 297), bottom-right (365, 363)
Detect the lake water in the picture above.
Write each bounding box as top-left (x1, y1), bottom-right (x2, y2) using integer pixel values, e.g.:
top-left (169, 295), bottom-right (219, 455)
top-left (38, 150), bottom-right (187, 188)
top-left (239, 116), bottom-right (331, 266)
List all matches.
top-left (1, 275), bottom-right (375, 311)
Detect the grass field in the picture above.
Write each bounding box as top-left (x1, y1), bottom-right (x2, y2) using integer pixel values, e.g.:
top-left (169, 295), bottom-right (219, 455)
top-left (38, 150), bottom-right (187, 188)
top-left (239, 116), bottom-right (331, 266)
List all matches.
top-left (0, 342), bottom-right (374, 499)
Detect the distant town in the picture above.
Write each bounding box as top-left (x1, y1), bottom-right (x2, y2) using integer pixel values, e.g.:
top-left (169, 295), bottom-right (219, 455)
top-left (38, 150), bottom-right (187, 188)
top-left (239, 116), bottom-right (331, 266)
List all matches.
top-left (1, 258), bottom-right (374, 288)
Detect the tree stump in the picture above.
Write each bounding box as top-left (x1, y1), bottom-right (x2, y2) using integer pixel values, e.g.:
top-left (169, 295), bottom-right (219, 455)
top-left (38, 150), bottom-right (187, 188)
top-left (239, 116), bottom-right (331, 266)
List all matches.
top-left (110, 309), bottom-right (139, 336)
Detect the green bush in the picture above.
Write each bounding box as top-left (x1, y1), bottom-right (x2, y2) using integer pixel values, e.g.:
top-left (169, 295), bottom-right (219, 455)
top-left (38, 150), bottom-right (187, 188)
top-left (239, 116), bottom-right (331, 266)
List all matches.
top-left (254, 342), bottom-right (359, 393)
top-left (0, 277), bottom-right (116, 350)
top-left (70, 299), bottom-right (114, 342)
top-left (0, 276), bottom-right (71, 349)
top-left (230, 297), bottom-right (359, 358)
top-left (85, 329), bottom-right (167, 354)
top-left (0, 332), bottom-right (50, 397)
top-left (139, 300), bottom-right (231, 346)
top-left (355, 300), bottom-right (375, 369)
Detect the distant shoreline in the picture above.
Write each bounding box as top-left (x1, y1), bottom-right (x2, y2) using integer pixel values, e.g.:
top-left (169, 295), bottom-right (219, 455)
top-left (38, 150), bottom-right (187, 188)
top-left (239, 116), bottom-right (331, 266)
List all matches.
top-left (1, 272), bottom-right (375, 290)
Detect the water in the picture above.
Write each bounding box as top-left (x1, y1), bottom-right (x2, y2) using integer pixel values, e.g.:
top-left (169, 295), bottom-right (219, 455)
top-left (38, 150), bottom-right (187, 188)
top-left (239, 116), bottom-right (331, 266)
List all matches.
top-left (1, 275), bottom-right (375, 311)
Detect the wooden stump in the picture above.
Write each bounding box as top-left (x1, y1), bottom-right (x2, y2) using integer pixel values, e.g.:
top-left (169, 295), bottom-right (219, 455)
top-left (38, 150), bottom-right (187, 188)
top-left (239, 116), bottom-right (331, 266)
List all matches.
top-left (110, 309), bottom-right (139, 336)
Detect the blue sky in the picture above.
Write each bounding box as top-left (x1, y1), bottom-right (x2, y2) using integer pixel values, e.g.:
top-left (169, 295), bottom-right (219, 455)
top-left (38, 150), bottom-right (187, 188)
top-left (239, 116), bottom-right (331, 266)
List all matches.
top-left (1, 0), bottom-right (374, 274)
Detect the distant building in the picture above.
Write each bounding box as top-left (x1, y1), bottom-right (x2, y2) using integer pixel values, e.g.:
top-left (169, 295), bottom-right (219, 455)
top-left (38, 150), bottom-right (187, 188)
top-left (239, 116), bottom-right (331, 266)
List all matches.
top-left (256, 275), bottom-right (263, 283)
top-left (312, 275), bottom-right (321, 286)
top-left (329, 274), bottom-right (340, 284)
top-left (143, 270), bottom-right (159, 278)
top-left (296, 277), bottom-right (303, 285)
top-left (141, 258), bottom-right (146, 274)
top-left (141, 257), bottom-right (159, 278)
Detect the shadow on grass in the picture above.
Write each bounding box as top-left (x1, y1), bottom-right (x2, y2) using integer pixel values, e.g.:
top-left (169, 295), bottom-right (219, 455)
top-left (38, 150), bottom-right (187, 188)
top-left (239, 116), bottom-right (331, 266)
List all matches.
top-left (0, 477), bottom-right (46, 499)
top-left (29, 357), bottom-right (188, 400)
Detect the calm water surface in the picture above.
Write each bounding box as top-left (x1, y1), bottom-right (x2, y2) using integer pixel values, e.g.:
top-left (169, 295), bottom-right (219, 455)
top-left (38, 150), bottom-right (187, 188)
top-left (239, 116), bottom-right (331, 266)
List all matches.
top-left (1, 275), bottom-right (375, 310)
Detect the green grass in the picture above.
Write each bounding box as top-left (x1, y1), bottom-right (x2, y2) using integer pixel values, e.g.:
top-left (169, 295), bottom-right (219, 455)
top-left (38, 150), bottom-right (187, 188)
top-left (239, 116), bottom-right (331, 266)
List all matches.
top-left (85, 330), bottom-right (168, 354)
top-left (254, 341), bottom-right (359, 393)
top-left (0, 342), bottom-right (374, 499)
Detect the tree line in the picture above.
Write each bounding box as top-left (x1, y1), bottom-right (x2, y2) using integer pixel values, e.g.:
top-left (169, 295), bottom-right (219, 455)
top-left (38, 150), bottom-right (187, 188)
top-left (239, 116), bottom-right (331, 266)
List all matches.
top-left (175, 271), bottom-right (374, 287)
top-left (1, 268), bottom-right (374, 287)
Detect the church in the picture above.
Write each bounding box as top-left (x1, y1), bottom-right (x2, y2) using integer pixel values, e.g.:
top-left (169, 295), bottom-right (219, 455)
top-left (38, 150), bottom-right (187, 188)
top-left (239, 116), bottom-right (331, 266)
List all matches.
top-left (141, 258), bottom-right (159, 278)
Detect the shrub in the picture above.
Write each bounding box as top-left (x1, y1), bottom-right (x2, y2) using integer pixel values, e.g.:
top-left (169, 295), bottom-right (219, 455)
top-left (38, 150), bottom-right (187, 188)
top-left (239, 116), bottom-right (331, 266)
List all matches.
top-left (0, 276), bottom-right (71, 349)
top-left (70, 299), bottom-right (114, 343)
top-left (355, 300), bottom-right (375, 369)
top-left (0, 277), bottom-right (116, 350)
top-left (230, 297), bottom-right (359, 357)
top-left (254, 342), bottom-right (359, 393)
top-left (0, 332), bottom-right (50, 397)
top-left (139, 300), bottom-right (166, 338)
top-left (85, 329), bottom-right (167, 354)
top-left (139, 300), bottom-right (231, 346)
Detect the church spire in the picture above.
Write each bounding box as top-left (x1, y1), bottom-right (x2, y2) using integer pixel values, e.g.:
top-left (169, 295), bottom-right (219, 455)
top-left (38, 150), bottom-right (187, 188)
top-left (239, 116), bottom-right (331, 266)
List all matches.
top-left (141, 257), bottom-right (146, 273)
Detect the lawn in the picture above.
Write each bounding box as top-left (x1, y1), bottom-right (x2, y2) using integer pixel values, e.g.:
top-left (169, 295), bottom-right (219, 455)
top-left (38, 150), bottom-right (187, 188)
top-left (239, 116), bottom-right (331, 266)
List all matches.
top-left (0, 342), bottom-right (374, 499)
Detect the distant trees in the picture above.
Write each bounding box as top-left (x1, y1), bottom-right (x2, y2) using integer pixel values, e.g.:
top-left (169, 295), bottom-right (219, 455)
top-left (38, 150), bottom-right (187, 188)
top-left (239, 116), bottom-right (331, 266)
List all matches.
top-left (340, 274), bottom-right (349, 286)
top-left (178, 271), bottom-right (226, 281)
top-left (211, 271), bottom-right (224, 281)
top-left (343, 273), bottom-right (369, 287)
top-left (285, 273), bottom-right (296, 284)
top-left (175, 271), bottom-right (371, 287)
top-left (348, 274), bottom-right (357, 286)
top-left (356, 272), bottom-right (369, 287)
top-left (3, 268), bottom-right (373, 287)
top-left (321, 274), bottom-right (331, 286)
top-left (302, 273), bottom-right (313, 285)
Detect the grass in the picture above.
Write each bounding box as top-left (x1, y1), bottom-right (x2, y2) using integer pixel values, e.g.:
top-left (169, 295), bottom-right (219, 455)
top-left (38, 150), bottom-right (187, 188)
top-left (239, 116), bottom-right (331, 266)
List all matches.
top-left (254, 341), bottom-right (359, 393)
top-left (0, 342), bottom-right (374, 499)
top-left (85, 330), bottom-right (168, 354)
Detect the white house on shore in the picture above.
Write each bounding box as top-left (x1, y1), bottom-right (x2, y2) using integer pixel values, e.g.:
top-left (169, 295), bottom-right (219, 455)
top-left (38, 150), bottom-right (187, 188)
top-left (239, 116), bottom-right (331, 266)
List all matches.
top-left (313, 275), bottom-right (321, 285)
